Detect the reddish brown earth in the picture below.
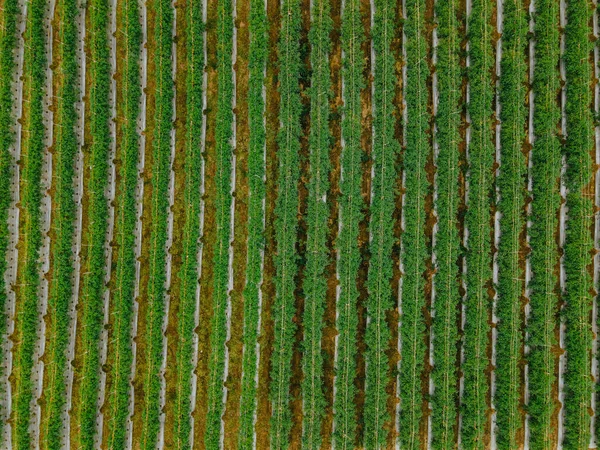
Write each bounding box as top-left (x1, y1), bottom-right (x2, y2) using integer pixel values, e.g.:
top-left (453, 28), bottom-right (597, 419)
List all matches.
top-left (191, 0), bottom-right (217, 445)
top-left (353, 0), bottom-right (373, 444)
top-left (163, 0), bottom-right (189, 445)
top-left (222, 0), bottom-right (250, 444)
top-left (254, 0), bottom-right (280, 446)
top-left (132, 0), bottom-right (158, 442)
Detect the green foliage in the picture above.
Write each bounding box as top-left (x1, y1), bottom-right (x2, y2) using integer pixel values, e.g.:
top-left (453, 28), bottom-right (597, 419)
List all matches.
top-left (431, 0), bottom-right (462, 446)
top-left (495, 0), bottom-right (528, 445)
top-left (364, 0), bottom-right (399, 445)
top-left (563, 0), bottom-right (595, 446)
top-left (172, 0), bottom-right (204, 448)
top-left (397, 0), bottom-right (428, 447)
top-left (461, 0), bottom-right (494, 445)
top-left (237, 0), bottom-right (266, 446)
top-left (527, 0), bottom-right (561, 447)
top-left (301, 0), bottom-right (332, 446)
top-left (139, 0), bottom-right (174, 444)
top-left (0, 0), bottom-right (20, 442)
top-left (269, 0), bottom-right (301, 445)
top-left (333, 0), bottom-right (364, 446)
top-left (42, 0), bottom-right (81, 447)
top-left (104, 0), bottom-right (142, 446)
top-left (77, 0), bottom-right (113, 445)
top-left (12, 0), bottom-right (47, 445)
top-left (204, 0), bottom-right (234, 448)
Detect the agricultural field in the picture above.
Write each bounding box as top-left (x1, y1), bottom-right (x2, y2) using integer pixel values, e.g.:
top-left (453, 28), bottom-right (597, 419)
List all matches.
top-left (0, 0), bottom-right (599, 447)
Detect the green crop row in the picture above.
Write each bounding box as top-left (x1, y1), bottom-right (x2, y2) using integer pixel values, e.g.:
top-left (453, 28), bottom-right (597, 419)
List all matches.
top-left (204, 0), bottom-right (234, 448)
top-left (431, 0), bottom-right (462, 446)
top-left (139, 0), bottom-right (174, 444)
top-left (269, 0), bottom-right (301, 445)
top-left (563, 0), bottom-right (595, 446)
top-left (237, 0), bottom-right (266, 446)
top-left (76, 0), bottom-right (113, 446)
top-left (364, 0), bottom-right (399, 446)
top-left (495, 0), bottom-right (528, 446)
top-left (332, 0), bottom-right (364, 446)
top-left (172, 0), bottom-right (204, 448)
top-left (42, 0), bottom-right (81, 447)
top-left (527, 0), bottom-right (561, 447)
top-left (300, 0), bottom-right (332, 446)
top-left (0, 0), bottom-right (20, 443)
top-left (397, 0), bottom-right (428, 447)
top-left (12, 0), bottom-right (47, 445)
top-left (461, 0), bottom-right (494, 446)
top-left (104, 0), bottom-right (142, 446)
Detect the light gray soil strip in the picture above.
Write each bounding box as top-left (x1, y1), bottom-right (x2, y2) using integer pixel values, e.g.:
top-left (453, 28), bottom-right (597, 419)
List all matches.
top-left (156, 0), bottom-right (177, 445)
top-left (221, 0), bottom-right (237, 442)
top-left (95, 0), bottom-right (118, 442)
top-left (1, 0), bottom-right (27, 442)
top-left (557, 0), bottom-right (566, 444)
top-left (62, 0), bottom-right (86, 445)
top-left (428, 8), bottom-right (439, 447)
top-left (396, 0), bottom-right (406, 442)
top-left (490, 0), bottom-right (502, 445)
top-left (128, 0), bottom-right (148, 444)
top-left (591, 1), bottom-right (599, 446)
top-left (188, 0), bottom-right (209, 441)
top-left (31, 0), bottom-right (56, 443)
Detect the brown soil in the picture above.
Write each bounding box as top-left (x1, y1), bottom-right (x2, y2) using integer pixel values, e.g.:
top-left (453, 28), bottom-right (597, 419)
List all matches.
top-left (353, 0), bottom-right (373, 444)
top-left (254, 0), bottom-right (280, 445)
top-left (385, 0), bottom-right (404, 447)
top-left (288, 0), bottom-right (312, 446)
top-left (319, 0), bottom-right (342, 446)
top-left (456, 2), bottom-right (468, 443)
top-left (162, 0), bottom-right (188, 446)
top-left (191, 0), bottom-right (217, 445)
top-left (132, 0), bottom-right (157, 441)
top-left (418, 0), bottom-right (436, 446)
top-left (222, 0), bottom-right (250, 445)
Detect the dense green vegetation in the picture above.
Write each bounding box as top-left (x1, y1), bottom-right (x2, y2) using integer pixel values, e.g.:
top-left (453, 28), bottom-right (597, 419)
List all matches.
top-left (41, 0), bottom-right (80, 447)
top-left (364, 0), bottom-right (399, 446)
top-left (11, 0), bottom-right (47, 445)
top-left (332, 0), bottom-right (364, 446)
top-left (139, 0), bottom-right (174, 444)
top-left (397, 0), bottom-right (428, 447)
top-left (172, 0), bottom-right (204, 448)
top-left (495, 0), bottom-right (528, 445)
top-left (563, 0), bottom-right (595, 447)
top-left (104, 0), bottom-right (142, 446)
top-left (301, 0), bottom-right (332, 446)
top-left (237, 0), bottom-right (266, 446)
top-left (461, 0), bottom-right (495, 445)
top-left (269, 0), bottom-right (301, 445)
top-left (76, 0), bottom-right (113, 446)
top-left (0, 0), bottom-right (20, 442)
top-left (431, 0), bottom-right (462, 446)
top-left (527, 0), bottom-right (561, 447)
top-left (204, 0), bottom-right (234, 448)
top-left (2, 0), bottom-right (600, 446)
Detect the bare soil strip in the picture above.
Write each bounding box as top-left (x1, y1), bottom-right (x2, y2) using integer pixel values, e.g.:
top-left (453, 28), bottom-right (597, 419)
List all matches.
top-left (191, 0), bottom-right (217, 444)
top-left (1, 0), bottom-right (27, 441)
top-left (222, 0), bottom-right (250, 443)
